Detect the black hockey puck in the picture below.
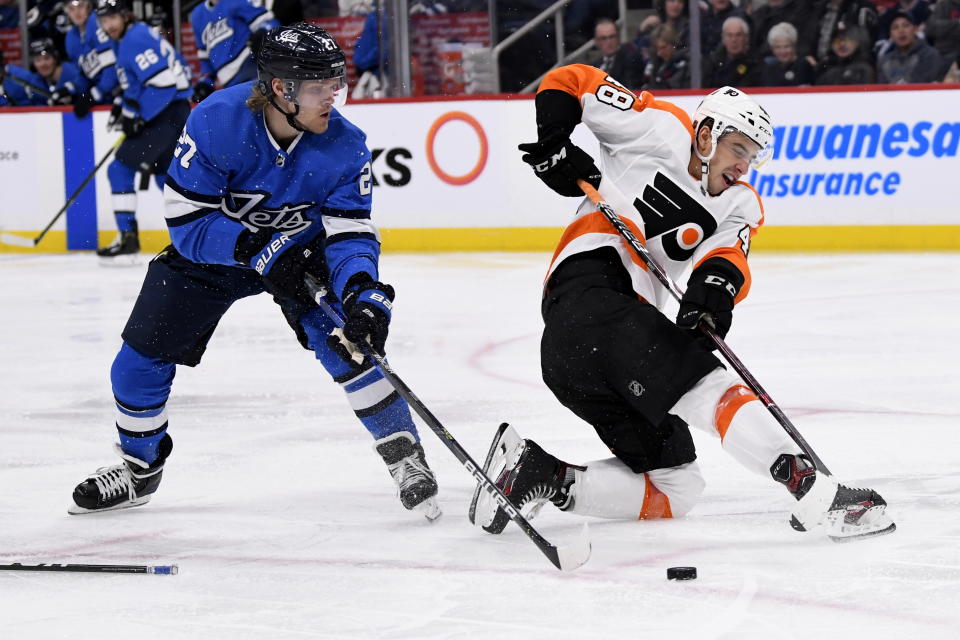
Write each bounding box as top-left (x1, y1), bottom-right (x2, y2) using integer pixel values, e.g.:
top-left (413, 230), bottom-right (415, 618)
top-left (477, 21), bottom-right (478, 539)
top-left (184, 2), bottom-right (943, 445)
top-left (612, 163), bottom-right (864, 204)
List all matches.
top-left (667, 566), bottom-right (697, 580)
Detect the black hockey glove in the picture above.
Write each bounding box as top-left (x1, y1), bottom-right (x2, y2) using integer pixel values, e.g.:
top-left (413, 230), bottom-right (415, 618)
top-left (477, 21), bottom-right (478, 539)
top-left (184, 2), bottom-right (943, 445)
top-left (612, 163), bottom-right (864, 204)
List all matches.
top-left (327, 276), bottom-right (395, 365)
top-left (121, 115), bottom-right (146, 137)
top-left (192, 81), bottom-right (214, 104)
top-left (49, 87), bottom-right (73, 106)
top-left (107, 97), bottom-right (123, 131)
top-left (235, 230), bottom-right (324, 305)
top-left (676, 258), bottom-right (744, 346)
top-left (517, 130), bottom-right (601, 197)
top-left (72, 91), bottom-right (95, 118)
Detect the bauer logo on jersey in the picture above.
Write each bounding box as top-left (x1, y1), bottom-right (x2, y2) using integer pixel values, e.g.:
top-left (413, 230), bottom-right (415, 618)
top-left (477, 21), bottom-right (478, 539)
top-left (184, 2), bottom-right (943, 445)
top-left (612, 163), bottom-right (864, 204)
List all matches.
top-left (223, 191), bottom-right (315, 235)
top-left (201, 18), bottom-right (235, 50)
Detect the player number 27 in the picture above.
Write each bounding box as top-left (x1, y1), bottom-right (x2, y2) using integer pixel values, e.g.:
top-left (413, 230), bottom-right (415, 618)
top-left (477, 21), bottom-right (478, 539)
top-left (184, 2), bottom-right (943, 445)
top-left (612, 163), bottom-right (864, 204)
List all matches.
top-left (173, 131), bottom-right (198, 169)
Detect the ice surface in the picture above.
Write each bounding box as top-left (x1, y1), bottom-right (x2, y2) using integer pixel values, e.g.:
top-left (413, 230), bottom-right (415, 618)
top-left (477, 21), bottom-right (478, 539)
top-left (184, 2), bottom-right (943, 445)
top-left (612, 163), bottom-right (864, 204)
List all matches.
top-left (1, 252), bottom-right (958, 639)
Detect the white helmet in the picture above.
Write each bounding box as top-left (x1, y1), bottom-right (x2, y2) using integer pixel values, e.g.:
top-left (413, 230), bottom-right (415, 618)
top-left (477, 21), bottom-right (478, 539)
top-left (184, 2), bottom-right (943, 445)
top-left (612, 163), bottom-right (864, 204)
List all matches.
top-left (692, 86), bottom-right (773, 194)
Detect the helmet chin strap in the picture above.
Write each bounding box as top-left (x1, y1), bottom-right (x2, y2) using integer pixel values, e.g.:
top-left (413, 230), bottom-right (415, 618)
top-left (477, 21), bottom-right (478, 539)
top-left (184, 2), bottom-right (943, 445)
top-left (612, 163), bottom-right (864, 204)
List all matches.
top-left (268, 96), bottom-right (307, 132)
top-left (694, 129), bottom-right (721, 196)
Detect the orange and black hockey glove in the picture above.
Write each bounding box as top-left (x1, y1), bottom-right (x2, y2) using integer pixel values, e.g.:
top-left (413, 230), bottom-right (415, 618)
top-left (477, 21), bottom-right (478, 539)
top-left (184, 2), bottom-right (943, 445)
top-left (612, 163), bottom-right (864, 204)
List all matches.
top-left (676, 258), bottom-right (744, 346)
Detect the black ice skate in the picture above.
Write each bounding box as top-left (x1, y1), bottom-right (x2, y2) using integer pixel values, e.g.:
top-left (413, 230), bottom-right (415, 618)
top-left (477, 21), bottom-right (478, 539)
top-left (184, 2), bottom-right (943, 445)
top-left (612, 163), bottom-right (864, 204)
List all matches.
top-left (96, 225), bottom-right (140, 262)
top-left (470, 423), bottom-right (580, 535)
top-left (771, 453), bottom-right (896, 541)
top-left (68, 435), bottom-right (171, 514)
top-left (374, 431), bottom-right (441, 521)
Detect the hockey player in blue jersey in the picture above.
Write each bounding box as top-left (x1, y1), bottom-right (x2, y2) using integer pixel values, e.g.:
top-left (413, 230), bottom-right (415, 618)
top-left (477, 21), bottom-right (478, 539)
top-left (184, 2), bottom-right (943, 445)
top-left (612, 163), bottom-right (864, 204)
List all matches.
top-left (56, 0), bottom-right (119, 117)
top-left (29, 38), bottom-right (87, 105)
top-left (0, 50), bottom-right (50, 106)
top-left (94, 0), bottom-right (191, 259)
top-left (189, 0), bottom-right (278, 103)
top-left (67, 23), bottom-right (442, 520)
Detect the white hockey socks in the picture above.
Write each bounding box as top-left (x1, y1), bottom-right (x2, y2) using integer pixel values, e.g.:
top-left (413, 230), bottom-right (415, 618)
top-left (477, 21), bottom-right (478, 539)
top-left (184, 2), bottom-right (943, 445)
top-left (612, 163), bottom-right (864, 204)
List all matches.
top-left (564, 457), bottom-right (704, 520)
top-left (670, 367), bottom-right (803, 477)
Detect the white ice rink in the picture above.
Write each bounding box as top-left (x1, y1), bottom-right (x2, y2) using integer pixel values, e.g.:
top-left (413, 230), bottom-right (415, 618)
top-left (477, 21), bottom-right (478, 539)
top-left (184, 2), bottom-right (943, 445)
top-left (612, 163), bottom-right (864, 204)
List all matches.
top-left (1, 251), bottom-right (958, 639)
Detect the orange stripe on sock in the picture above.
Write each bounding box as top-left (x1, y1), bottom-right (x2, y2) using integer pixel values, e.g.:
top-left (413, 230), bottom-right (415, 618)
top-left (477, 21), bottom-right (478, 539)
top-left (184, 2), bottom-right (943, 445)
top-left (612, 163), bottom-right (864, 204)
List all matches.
top-left (639, 474), bottom-right (673, 520)
top-left (714, 385), bottom-right (759, 441)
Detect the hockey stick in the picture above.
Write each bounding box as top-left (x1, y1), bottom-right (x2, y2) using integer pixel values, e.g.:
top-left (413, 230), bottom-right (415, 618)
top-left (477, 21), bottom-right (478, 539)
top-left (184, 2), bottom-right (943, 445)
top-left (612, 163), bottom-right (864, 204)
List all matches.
top-left (0, 562), bottom-right (177, 575)
top-left (577, 180), bottom-right (832, 475)
top-left (0, 135), bottom-right (125, 248)
top-left (4, 72), bottom-right (53, 99)
top-left (304, 275), bottom-right (591, 571)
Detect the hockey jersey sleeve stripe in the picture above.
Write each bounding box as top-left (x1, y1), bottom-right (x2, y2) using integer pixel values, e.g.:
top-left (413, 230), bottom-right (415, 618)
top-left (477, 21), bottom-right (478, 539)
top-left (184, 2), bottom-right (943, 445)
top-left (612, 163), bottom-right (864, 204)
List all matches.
top-left (249, 12), bottom-right (276, 32)
top-left (165, 207), bottom-right (220, 228)
top-left (320, 206), bottom-right (371, 220)
top-left (216, 47), bottom-right (252, 86)
top-left (322, 216), bottom-right (379, 241)
top-left (324, 230), bottom-right (378, 245)
top-left (164, 179), bottom-right (224, 207)
top-left (538, 64), bottom-right (694, 137)
top-left (694, 244), bottom-right (754, 303)
top-left (144, 67), bottom-right (183, 89)
top-left (549, 209), bottom-right (649, 273)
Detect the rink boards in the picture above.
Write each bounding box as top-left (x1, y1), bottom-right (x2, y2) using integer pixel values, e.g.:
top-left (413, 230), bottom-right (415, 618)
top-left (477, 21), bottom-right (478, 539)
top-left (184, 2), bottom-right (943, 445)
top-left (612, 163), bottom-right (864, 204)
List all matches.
top-left (1, 84), bottom-right (958, 252)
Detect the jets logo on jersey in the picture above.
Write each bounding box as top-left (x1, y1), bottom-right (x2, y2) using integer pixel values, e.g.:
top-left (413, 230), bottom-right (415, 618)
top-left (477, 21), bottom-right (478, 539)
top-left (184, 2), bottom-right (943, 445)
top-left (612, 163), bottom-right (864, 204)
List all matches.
top-left (201, 18), bottom-right (235, 50)
top-left (633, 172), bottom-right (717, 262)
top-left (223, 191), bottom-right (315, 235)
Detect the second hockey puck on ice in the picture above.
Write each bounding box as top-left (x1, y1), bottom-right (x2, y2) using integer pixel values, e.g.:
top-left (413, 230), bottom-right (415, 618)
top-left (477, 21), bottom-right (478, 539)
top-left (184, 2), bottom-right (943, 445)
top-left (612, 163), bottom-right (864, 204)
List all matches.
top-left (666, 566), bottom-right (697, 580)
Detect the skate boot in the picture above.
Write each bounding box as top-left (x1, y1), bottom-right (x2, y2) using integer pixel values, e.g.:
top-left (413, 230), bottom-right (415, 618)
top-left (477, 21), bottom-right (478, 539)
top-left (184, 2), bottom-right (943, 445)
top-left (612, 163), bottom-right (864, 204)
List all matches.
top-left (96, 223), bottom-right (140, 262)
top-left (771, 453), bottom-right (895, 541)
top-left (375, 431), bottom-right (441, 521)
top-left (470, 423), bottom-right (581, 534)
top-left (68, 435), bottom-right (171, 514)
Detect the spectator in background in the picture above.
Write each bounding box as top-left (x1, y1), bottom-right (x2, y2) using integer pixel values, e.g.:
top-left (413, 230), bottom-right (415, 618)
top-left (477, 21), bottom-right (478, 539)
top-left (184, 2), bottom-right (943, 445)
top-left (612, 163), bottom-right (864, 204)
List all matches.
top-left (0, 0), bottom-right (19, 29)
top-left (809, 0), bottom-right (879, 63)
top-left (638, 0), bottom-right (690, 50)
top-left (761, 21), bottom-right (816, 84)
top-left (877, 10), bottom-right (946, 81)
top-left (816, 24), bottom-right (877, 83)
top-left (878, 0), bottom-right (931, 38)
top-left (565, 0), bottom-right (620, 51)
top-left (751, 0), bottom-right (812, 55)
top-left (704, 15), bottom-right (762, 87)
top-left (642, 22), bottom-right (689, 89)
top-left (581, 17), bottom-right (645, 89)
top-left (701, 0), bottom-right (747, 55)
top-left (926, 0), bottom-right (960, 70)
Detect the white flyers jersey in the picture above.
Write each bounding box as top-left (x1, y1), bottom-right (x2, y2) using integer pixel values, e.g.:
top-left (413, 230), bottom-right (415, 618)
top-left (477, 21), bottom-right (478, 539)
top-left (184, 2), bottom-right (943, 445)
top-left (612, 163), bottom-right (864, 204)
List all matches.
top-left (542, 64), bottom-right (765, 308)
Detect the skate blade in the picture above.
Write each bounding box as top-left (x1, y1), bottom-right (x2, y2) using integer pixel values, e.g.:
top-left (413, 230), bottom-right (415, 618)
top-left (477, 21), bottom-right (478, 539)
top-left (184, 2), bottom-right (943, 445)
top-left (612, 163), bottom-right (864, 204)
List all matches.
top-left (417, 497), bottom-right (442, 522)
top-left (67, 494), bottom-right (152, 515)
top-left (97, 254), bottom-right (143, 268)
top-left (469, 423), bottom-right (522, 529)
top-left (828, 506), bottom-right (897, 542)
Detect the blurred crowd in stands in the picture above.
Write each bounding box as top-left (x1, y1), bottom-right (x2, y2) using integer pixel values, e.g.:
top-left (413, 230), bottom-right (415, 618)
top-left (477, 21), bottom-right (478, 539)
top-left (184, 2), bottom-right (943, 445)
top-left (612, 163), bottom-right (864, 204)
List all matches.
top-left (2, 0), bottom-right (959, 109)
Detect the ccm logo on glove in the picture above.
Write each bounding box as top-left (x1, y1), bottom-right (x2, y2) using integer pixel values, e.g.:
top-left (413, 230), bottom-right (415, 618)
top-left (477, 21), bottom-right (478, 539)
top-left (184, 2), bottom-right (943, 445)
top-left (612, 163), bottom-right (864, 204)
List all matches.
top-left (704, 274), bottom-right (737, 297)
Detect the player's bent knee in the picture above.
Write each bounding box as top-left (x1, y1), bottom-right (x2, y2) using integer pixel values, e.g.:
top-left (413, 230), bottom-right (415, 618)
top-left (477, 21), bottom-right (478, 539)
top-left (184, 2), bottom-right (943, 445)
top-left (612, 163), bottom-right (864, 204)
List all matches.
top-left (111, 343), bottom-right (176, 409)
top-left (645, 461), bottom-right (705, 518)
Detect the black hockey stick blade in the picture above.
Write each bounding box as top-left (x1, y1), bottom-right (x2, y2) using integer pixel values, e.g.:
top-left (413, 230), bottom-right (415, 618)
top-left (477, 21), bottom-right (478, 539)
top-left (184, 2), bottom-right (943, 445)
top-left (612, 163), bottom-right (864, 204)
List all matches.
top-left (305, 277), bottom-right (591, 571)
top-left (0, 562), bottom-right (177, 575)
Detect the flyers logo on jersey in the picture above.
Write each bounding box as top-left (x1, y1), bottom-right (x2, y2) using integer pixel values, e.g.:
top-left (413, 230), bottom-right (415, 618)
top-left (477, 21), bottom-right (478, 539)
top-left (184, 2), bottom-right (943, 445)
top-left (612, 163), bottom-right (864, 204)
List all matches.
top-left (633, 172), bottom-right (717, 261)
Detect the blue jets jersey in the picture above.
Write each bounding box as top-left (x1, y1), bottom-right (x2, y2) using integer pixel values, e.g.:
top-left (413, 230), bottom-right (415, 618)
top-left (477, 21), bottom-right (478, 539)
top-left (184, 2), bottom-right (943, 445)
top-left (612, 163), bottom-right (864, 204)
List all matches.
top-left (49, 62), bottom-right (88, 97)
top-left (0, 65), bottom-right (49, 106)
top-left (112, 22), bottom-right (191, 122)
top-left (64, 14), bottom-right (119, 102)
top-left (163, 82), bottom-right (379, 300)
top-left (190, 0), bottom-right (278, 87)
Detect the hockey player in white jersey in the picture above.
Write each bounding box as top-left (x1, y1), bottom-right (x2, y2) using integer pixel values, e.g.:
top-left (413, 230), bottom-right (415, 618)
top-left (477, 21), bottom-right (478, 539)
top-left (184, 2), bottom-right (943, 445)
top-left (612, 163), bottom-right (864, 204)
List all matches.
top-left (471, 64), bottom-right (894, 541)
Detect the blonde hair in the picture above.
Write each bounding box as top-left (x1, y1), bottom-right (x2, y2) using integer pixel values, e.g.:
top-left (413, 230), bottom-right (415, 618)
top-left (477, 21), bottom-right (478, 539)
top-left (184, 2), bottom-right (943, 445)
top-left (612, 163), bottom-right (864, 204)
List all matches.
top-left (246, 82), bottom-right (269, 113)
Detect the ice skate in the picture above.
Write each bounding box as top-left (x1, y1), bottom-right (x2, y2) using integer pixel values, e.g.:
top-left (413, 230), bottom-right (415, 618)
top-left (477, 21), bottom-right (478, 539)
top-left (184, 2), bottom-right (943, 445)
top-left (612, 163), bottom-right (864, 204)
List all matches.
top-left (96, 227), bottom-right (140, 266)
top-left (470, 423), bottom-right (579, 534)
top-left (68, 435), bottom-right (171, 514)
top-left (771, 453), bottom-right (895, 541)
top-left (374, 431), bottom-right (441, 521)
